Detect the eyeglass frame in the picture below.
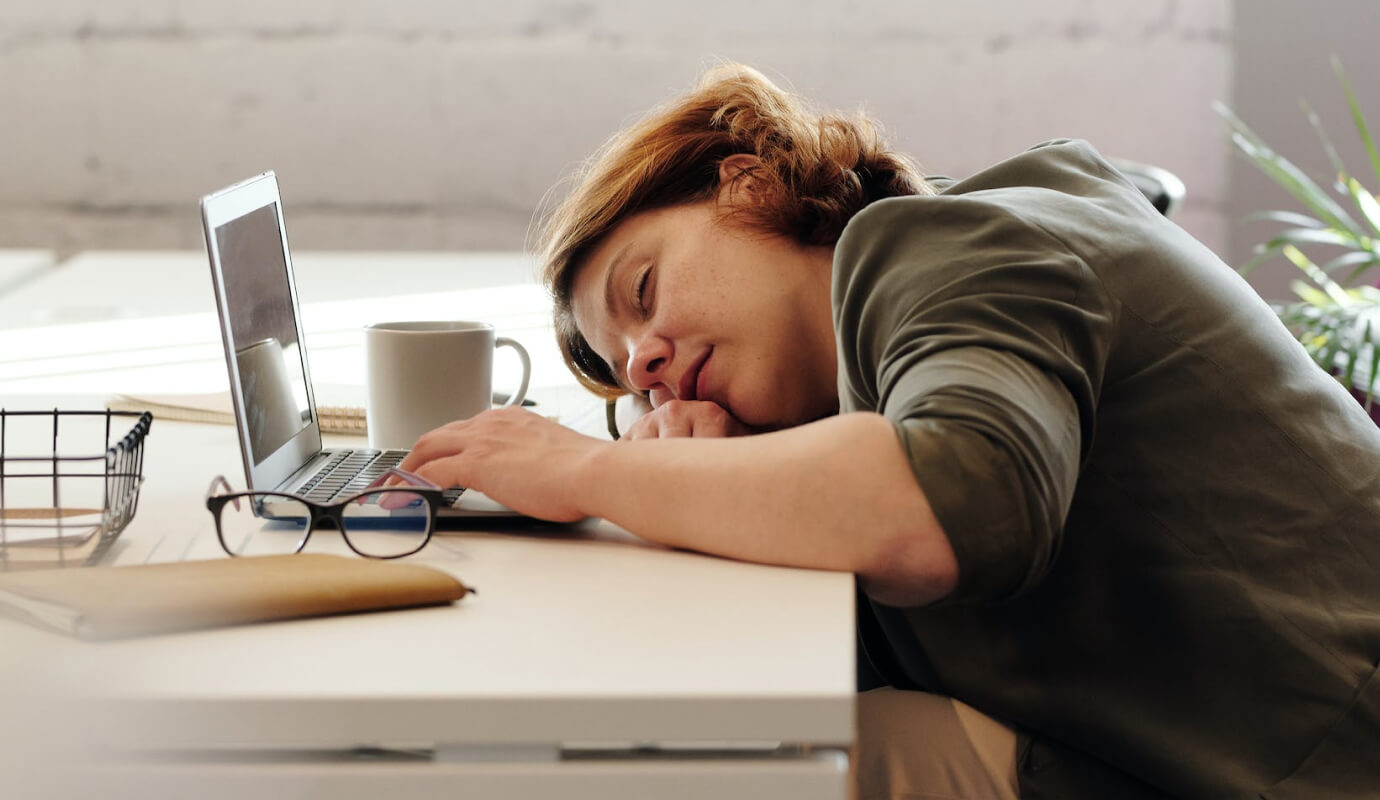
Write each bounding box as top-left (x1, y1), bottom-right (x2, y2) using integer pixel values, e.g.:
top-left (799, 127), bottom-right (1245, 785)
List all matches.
top-left (204, 467), bottom-right (446, 560)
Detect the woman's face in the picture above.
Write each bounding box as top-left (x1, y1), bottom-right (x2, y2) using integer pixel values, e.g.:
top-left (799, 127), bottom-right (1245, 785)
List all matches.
top-left (569, 188), bottom-right (840, 430)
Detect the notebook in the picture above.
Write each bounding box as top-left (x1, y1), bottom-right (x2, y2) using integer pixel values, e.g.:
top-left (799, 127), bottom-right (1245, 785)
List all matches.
top-left (107, 390), bottom-right (368, 435)
top-left (199, 172), bottom-right (520, 518)
top-left (0, 553), bottom-right (469, 640)
top-left (105, 388), bottom-right (530, 436)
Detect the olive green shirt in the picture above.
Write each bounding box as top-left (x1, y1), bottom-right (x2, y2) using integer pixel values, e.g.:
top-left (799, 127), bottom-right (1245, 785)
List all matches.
top-left (834, 139), bottom-right (1380, 798)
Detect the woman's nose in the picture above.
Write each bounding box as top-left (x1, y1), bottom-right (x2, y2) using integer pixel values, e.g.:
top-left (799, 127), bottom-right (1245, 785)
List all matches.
top-left (627, 334), bottom-right (672, 394)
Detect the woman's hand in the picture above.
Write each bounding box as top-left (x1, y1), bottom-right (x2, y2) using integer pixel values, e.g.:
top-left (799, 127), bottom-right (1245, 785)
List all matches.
top-left (395, 407), bottom-right (610, 523)
top-left (622, 399), bottom-right (755, 440)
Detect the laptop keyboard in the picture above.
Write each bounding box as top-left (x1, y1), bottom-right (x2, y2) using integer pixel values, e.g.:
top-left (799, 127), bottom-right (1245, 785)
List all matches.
top-left (298, 450), bottom-right (464, 505)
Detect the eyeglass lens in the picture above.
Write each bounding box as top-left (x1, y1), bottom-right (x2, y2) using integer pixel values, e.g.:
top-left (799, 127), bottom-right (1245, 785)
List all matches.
top-left (339, 489), bottom-right (432, 557)
top-left (217, 489), bottom-right (431, 558)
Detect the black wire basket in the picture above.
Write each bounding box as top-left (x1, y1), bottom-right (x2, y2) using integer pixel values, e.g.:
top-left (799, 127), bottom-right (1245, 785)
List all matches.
top-left (0, 409), bottom-right (152, 570)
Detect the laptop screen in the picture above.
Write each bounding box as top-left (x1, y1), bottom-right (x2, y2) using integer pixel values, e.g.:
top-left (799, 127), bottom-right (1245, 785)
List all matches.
top-left (213, 203), bottom-right (312, 465)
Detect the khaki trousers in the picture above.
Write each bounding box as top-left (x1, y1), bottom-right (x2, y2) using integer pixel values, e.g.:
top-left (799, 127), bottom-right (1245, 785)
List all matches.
top-left (853, 688), bottom-right (1020, 800)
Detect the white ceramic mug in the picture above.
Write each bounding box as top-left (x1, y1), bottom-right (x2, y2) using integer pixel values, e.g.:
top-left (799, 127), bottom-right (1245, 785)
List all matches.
top-left (363, 321), bottom-right (532, 451)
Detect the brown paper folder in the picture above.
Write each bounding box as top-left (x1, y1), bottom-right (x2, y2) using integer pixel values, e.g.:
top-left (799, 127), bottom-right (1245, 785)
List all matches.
top-left (0, 554), bottom-right (469, 640)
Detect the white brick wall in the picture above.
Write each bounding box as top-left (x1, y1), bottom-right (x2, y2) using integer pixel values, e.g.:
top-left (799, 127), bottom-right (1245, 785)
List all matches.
top-left (0, 0), bottom-right (1233, 255)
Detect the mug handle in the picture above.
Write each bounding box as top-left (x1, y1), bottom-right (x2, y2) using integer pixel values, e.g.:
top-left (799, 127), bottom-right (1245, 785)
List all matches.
top-left (494, 337), bottom-right (532, 408)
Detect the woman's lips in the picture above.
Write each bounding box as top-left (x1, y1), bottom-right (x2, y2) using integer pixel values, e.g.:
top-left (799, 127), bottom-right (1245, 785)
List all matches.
top-left (677, 347), bottom-right (712, 402)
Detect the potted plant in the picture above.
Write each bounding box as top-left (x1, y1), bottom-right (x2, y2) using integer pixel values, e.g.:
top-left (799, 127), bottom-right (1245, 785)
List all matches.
top-left (1216, 58), bottom-right (1380, 422)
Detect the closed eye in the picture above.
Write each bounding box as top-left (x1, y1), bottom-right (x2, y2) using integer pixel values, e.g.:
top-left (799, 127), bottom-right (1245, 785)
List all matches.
top-left (635, 265), bottom-right (653, 316)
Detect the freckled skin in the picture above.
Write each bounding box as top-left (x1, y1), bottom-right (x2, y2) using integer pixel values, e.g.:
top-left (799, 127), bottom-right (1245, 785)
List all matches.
top-left (569, 169), bottom-right (840, 430)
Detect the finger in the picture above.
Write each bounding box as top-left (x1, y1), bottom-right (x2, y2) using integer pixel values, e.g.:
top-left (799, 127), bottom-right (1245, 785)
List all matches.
top-left (397, 443), bottom-right (429, 473)
top-left (397, 417), bottom-right (481, 472)
top-left (412, 456), bottom-right (471, 492)
top-left (629, 411), bottom-right (694, 439)
top-left (659, 416), bottom-right (694, 438)
top-left (622, 415), bottom-right (659, 441)
top-left (691, 413), bottom-right (730, 438)
top-left (398, 429), bottom-right (470, 474)
top-left (377, 490), bottom-right (415, 510)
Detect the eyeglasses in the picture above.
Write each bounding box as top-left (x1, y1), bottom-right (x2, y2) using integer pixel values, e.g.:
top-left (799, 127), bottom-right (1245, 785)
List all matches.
top-left (205, 468), bottom-right (445, 559)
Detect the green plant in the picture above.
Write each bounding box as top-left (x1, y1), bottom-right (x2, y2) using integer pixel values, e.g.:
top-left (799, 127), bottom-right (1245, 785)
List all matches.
top-left (1215, 58), bottom-right (1380, 409)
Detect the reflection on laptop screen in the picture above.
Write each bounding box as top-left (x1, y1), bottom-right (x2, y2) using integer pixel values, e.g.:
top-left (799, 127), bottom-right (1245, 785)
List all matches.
top-left (214, 204), bottom-right (312, 465)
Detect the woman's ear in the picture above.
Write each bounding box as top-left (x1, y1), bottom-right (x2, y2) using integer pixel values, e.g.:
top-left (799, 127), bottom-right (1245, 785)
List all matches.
top-left (716, 153), bottom-right (767, 208)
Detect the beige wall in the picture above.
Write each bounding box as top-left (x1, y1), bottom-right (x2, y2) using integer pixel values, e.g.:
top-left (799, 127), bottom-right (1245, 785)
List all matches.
top-left (1, 1), bottom-right (1231, 258)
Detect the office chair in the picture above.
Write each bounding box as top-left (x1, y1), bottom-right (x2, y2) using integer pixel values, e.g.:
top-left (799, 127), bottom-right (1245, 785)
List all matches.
top-left (1110, 158), bottom-right (1187, 218)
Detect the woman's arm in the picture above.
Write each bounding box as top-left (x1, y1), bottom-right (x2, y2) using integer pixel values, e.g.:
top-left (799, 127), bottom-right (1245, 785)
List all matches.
top-left (398, 408), bottom-right (959, 607)
top-left (594, 410), bottom-right (959, 606)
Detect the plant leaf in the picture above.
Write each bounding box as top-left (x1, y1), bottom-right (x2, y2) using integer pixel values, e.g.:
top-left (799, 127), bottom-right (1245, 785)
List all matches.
top-left (1284, 245), bottom-right (1352, 305)
top-left (1346, 177), bottom-right (1380, 238)
top-left (1352, 307), bottom-right (1380, 403)
top-left (1291, 279), bottom-right (1334, 308)
top-left (1334, 57), bottom-right (1380, 191)
top-left (1239, 246), bottom-right (1283, 276)
top-left (1227, 130), bottom-right (1364, 237)
top-left (1314, 344), bottom-right (1335, 367)
top-left (1302, 297), bottom-right (1380, 395)
top-left (1303, 98), bottom-right (1350, 179)
top-left (1342, 318), bottom-right (1368, 390)
top-left (1215, 102), bottom-right (1362, 233)
top-left (1239, 210), bottom-right (1327, 228)
top-left (1322, 249), bottom-right (1380, 275)
top-left (1317, 332), bottom-right (1345, 376)
top-left (1339, 253), bottom-right (1380, 285)
top-left (1367, 334), bottom-right (1380, 409)
top-left (1243, 228), bottom-right (1362, 279)
top-left (1263, 226), bottom-right (1361, 250)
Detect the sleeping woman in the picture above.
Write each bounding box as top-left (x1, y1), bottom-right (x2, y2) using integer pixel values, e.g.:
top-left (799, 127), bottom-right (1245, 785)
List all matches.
top-left (397, 63), bottom-right (1380, 799)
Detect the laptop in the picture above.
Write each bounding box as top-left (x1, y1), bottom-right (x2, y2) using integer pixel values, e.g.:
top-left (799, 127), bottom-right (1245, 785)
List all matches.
top-left (200, 171), bottom-right (520, 518)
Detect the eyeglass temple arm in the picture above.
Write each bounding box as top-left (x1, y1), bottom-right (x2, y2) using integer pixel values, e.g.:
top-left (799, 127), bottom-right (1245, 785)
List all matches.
top-left (366, 466), bottom-right (442, 491)
top-left (204, 474), bottom-right (242, 511)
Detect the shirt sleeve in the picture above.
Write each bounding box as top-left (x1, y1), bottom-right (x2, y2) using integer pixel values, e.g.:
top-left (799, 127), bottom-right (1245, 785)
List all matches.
top-left (833, 194), bottom-right (1116, 604)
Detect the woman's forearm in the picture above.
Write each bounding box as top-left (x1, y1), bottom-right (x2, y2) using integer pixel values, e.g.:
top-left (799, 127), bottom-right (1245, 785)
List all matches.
top-left (584, 411), bottom-right (960, 606)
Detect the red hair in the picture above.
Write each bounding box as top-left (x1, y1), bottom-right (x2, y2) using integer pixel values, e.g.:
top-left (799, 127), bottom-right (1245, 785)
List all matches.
top-left (538, 63), bottom-right (929, 397)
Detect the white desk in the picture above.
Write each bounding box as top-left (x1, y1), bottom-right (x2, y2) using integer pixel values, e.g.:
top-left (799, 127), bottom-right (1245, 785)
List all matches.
top-left (0, 251), bottom-right (856, 799)
top-left (0, 248), bottom-right (55, 299)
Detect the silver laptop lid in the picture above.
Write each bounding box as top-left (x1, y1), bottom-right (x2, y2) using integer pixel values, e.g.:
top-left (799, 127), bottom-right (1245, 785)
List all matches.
top-left (200, 171), bottom-right (323, 491)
